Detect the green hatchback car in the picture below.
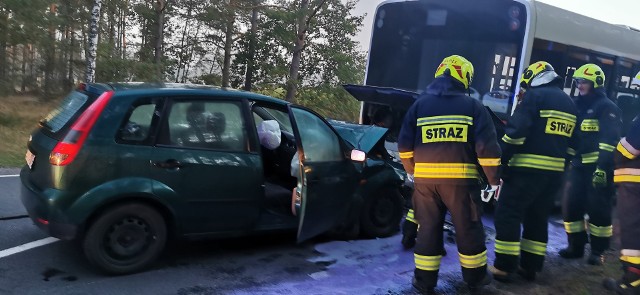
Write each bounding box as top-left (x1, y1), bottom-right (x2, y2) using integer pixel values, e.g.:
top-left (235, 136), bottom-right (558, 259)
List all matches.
top-left (20, 83), bottom-right (405, 274)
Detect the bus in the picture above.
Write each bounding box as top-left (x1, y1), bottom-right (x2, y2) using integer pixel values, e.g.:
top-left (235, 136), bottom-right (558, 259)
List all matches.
top-left (356, 0), bottom-right (640, 135)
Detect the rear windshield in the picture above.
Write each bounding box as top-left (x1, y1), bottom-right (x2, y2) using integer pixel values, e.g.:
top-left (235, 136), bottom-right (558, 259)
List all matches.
top-left (40, 91), bottom-right (89, 133)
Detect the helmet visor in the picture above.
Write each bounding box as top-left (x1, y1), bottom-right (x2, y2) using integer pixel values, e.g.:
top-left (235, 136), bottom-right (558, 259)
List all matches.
top-left (573, 78), bottom-right (591, 85)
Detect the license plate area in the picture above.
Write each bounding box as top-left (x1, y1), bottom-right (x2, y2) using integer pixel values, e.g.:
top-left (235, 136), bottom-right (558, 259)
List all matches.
top-left (25, 150), bottom-right (35, 170)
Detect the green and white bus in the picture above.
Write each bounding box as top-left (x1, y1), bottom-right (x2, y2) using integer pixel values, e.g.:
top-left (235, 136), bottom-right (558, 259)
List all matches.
top-left (357, 0), bottom-right (640, 133)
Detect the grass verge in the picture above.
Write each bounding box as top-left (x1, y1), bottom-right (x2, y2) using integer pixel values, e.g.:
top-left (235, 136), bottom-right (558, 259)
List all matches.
top-left (0, 95), bottom-right (59, 168)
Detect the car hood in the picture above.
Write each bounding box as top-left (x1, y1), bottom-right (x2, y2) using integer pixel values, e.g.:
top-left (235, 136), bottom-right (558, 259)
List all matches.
top-left (329, 120), bottom-right (388, 153)
top-left (342, 84), bottom-right (418, 109)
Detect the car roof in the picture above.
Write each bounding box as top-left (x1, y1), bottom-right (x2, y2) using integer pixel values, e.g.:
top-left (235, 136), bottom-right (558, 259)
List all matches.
top-left (84, 82), bottom-right (288, 106)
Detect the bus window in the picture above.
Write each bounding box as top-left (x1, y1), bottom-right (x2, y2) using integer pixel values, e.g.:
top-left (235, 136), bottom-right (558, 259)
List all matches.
top-left (614, 58), bottom-right (640, 133)
top-left (364, 0), bottom-right (528, 121)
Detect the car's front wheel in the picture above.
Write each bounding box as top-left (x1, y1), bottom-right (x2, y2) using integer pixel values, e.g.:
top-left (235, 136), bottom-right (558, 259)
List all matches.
top-left (83, 203), bottom-right (167, 275)
top-left (360, 187), bottom-right (404, 238)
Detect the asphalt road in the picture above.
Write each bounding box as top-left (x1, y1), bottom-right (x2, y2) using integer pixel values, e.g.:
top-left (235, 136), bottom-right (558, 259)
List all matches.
top-left (0, 169), bottom-right (572, 295)
top-left (0, 170), bottom-right (426, 295)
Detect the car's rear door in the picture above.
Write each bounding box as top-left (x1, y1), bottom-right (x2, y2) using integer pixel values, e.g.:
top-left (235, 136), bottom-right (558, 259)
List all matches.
top-left (150, 97), bottom-right (263, 234)
top-left (288, 105), bottom-right (359, 242)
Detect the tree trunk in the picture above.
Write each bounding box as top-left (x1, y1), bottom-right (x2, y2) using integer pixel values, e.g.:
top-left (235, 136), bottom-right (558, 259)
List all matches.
top-left (153, 0), bottom-right (166, 65)
top-left (68, 23), bottom-right (75, 89)
top-left (121, 0), bottom-right (128, 60)
top-left (284, 0), bottom-right (327, 102)
top-left (0, 12), bottom-right (7, 91)
top-left (108, 1), bottom-right (115, 57)
top-left (222, 2), bottom-right (235, 88)
top-left (183, 22), bottom-right (201, 83)
top-left (175, 7), bottom-right (191, 83)
top-left (243, 0), bottom-right (259, 91)
top-left (21, 45), bottom-right (28, 92)
top-left (285, 0), bottom-right (309, 102)
top-left (85, 0), bottom-right (103, 83)
top-left (44, 4), bottom-right (58, 96)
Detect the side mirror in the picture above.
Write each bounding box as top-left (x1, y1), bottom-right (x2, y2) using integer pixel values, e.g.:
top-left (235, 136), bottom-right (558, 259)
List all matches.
top-left (350, 149), bottom-right (366, 162)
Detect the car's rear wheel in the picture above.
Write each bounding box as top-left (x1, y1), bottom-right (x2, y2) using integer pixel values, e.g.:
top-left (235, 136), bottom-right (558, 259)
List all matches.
top-left (83, 203), bottom-right (167, 275)
top-left (360, 187), bottom-right (404, 238)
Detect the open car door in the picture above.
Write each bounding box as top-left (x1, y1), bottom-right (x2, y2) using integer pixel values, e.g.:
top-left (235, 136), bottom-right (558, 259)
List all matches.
top-left (288, 105), bottom-right (359, 243)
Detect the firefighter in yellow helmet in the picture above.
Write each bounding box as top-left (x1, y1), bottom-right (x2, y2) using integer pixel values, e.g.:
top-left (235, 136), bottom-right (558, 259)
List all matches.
top-left (603, 71), bottom-right (640, 294)
top-left (489, 61), bottom-right (578, 282)
top-left (559, 63), bottom-right (622, 265)
top-left (398, 55), bottom-right (500, 294)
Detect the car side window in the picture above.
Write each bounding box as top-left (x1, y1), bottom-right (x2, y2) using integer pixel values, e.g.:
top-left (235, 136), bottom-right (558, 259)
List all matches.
top-left (118, 103), bottom-right (156, 143)
top-left (291, 107), bottom-right (342, 162)
top-left (162, 100), bottom-right (247, 151)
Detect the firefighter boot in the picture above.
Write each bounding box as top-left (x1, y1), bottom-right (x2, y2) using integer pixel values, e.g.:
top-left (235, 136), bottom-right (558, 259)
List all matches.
top-left (412, 277), bottom-right (436, 295)
top-left (559, 247), bottom-right (584, 259)
top-left (559, 241), bottom-right (585, 259)
top-left (468, 270), bottom-right (493, 295)
top-left (517, 266), bottom-right (537, 281)
top-left (587, 252), bottom-right (605, 266)
top-left (488, 265), bottom-right (514, 283)
top-left (560, 233), bottom-right (587, 259)
top-left (603, 266), bottom-right (640, 295)
top-left (412, 269), bottom-right (438, 295)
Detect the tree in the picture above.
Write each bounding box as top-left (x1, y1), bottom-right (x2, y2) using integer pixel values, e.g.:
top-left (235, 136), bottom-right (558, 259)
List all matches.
top-left (0, 0), bottom-right (366, 122)
top-left (284, 0), bottom-right (328, 102)
top-left (153, 0), bottom-right (167, 65)
top-left (243, 0), bottom-right (260, 91)
top-left (85, 0), bottom-right (102, 83)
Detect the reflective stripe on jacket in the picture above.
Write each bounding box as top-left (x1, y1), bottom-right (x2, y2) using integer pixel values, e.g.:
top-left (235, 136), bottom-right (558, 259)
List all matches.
top-left (571, 89), bottom-right (622, 170)
top-left (398, 76), bottom-right (501, 185)
top-left (501, 78), bottom-right (578, 173)
top-left (614, 116), bottom-right (640, 183)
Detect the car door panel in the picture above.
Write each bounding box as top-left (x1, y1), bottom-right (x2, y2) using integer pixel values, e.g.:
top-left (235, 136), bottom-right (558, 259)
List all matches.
top-left (288, 106), bottom-right (359, 242)
top-left (151, 99), bottom-right (262, 234)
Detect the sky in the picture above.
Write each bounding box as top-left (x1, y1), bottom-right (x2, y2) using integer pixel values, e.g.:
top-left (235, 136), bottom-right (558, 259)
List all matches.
top-left (353, 0), bottom-right (640, 51)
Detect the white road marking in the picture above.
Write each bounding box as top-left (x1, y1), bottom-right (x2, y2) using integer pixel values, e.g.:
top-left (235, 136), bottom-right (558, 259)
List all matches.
top-left (0, 175), bottom-right (19, 178)
top-left (0, 237), bottom-right (60, 259)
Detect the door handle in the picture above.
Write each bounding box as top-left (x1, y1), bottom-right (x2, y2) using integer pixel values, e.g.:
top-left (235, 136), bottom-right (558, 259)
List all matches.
top-left (152, 159), bottom-right (184, 169)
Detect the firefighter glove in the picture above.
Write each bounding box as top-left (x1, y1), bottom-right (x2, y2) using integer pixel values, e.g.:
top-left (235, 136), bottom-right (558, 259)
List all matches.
top-left (592, 168), bottom-right (607, 188)
top-left (481, 184), bottom-right (500, 203)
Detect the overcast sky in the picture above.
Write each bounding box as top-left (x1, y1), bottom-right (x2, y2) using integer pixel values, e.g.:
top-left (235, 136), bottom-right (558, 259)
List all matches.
top-left (353, 0), bottom-right (640, 50)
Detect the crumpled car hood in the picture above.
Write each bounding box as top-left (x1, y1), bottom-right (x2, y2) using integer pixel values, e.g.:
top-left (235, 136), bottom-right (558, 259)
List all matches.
top-left (328, 120), bottom-right (388, 153)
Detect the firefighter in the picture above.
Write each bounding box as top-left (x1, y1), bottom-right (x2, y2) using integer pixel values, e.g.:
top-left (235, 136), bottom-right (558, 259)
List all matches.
top-left (398, 55), bottom-right (500, 294)
top-left (603, 71), bottom-right (640, 294)
top-left (559, 63), bottom-right (622, 265)
top-left (489, 62), bottom-right (578, 282)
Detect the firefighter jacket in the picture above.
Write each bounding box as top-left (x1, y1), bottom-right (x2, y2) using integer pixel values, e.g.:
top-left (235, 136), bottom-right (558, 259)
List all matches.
top-left (501, 77), bottom-right (578, 174)
top-left (614, 116), bottom-right (640, 183)
top-left (570, 88), bottom-right (622, 170)
top-left (397, 76), bottom-right (501, 185)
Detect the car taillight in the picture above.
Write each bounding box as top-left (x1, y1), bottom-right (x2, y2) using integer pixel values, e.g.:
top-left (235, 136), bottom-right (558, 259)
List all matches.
top-left (49, 91), bottom-right (114, 166)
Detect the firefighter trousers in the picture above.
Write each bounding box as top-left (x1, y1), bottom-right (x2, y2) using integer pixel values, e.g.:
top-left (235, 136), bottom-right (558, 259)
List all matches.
top-left (493, 171), bottom-right (562, 273)
top-left (562, 166), bottom-right (614, 255)
top-left (616, 183), bottom-right (640, 289)
top-left (412, 183), bottom-right (487, 289)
